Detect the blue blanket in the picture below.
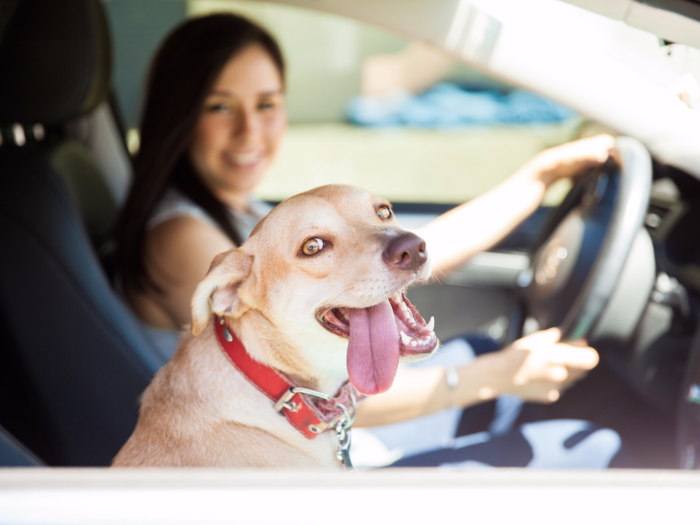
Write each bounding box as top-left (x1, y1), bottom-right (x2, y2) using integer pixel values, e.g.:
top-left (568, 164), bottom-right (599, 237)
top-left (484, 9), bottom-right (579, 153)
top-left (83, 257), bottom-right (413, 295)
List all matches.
top-left (347, 83), bottom-right (576, 127)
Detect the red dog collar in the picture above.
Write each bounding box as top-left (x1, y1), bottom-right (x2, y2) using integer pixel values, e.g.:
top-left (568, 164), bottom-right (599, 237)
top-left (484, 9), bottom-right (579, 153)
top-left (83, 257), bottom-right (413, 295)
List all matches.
top-left (213, 316), bottom-right (362, 440)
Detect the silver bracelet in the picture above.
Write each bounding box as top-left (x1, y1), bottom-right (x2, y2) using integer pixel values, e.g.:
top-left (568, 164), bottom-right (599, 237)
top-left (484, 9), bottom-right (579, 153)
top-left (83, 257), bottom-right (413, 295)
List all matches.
top-left (445, 366), bottom-right (459, 390)
top-left (445, 366), bottom-right (459, 408)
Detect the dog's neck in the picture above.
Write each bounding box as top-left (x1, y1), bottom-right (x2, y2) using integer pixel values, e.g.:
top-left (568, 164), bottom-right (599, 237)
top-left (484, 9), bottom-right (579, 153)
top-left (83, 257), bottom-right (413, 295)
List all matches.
top-left (230, 311), bottom-right (350, 396)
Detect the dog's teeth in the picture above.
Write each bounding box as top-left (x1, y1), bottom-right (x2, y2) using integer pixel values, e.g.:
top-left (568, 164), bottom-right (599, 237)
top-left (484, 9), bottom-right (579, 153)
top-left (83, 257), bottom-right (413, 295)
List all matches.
top-left (391, 292), bottom-right (401, 303)
top-left (410, 339), bottom-right (418, 347)
top-left (400, 331), bottom-right (412, 346)
top-left (427, 316), bottom-right (435, 331)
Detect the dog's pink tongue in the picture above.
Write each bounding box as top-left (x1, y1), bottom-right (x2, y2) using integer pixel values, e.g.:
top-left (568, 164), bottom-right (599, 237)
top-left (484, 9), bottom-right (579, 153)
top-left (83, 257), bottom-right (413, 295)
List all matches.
top-left (346, 300), bottom-right (400, 396)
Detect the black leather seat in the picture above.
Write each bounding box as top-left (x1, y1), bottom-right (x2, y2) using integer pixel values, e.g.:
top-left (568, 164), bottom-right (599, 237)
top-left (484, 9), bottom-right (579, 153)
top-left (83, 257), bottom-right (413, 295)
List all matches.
top-left (0, 0), bottom-right (165, 466)
top-left (0, 425), bottom-right (43, 467)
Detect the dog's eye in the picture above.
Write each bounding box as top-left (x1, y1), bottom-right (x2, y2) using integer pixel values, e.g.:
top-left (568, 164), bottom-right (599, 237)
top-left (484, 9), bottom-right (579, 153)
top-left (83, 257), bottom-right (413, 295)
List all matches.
top-left (377, 205), bottom-right (392, 220)
top-left (302, 238), bottom-right (324, 256)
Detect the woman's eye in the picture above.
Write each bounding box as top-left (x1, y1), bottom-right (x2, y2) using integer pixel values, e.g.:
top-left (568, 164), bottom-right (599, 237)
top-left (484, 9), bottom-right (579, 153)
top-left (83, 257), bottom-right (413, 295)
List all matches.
top-left (206, 103), bottom-right (232, 114)
top-left (302, 238), bottom-right (324, 256)
top-left (377, 205), bottom-right (392, 220)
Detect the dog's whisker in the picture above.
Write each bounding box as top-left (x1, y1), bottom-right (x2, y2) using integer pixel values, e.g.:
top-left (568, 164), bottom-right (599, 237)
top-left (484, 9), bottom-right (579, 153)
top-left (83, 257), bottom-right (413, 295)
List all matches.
top-left (431, 266), bottom-right (450, 283)
top-left (426, 270), bottom-right (443, 285)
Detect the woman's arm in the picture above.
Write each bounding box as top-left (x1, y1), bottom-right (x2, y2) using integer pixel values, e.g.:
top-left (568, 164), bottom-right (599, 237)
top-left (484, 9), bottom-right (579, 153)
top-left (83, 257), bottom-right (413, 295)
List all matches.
top-left (416, 134), bottom-right (615, 276)
top-left (136, 216), bottom-right (236, 328)
top-left (353, 329), bottom-right (598, 427)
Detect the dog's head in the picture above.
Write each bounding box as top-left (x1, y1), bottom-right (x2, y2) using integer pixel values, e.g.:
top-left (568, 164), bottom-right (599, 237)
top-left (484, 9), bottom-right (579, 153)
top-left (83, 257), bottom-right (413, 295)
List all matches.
top-left (191, 184), bottom-right (438, 395)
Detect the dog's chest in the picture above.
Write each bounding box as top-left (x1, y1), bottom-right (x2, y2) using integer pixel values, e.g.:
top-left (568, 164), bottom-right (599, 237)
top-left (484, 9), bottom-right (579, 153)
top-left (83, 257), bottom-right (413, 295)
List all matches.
top-left (216, 374), bottom-right (343, 468)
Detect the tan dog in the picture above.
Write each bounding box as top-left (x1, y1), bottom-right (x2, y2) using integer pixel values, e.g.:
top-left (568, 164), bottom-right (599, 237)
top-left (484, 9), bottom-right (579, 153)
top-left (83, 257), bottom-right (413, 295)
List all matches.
top-left (113, 184), bottom-right (438, 468)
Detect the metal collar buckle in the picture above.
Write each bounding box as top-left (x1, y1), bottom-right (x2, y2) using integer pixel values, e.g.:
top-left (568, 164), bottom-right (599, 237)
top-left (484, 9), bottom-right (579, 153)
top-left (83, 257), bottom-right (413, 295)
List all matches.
top-left (274, 386), bottom-right (330, 413)
top-left (274, 387), bottom-right (357, 469)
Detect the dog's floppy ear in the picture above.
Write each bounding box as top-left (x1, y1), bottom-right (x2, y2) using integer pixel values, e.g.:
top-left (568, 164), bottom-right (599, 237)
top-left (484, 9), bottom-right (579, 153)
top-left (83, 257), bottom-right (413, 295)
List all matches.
top-left (191, 248), bottom-right (254, 336)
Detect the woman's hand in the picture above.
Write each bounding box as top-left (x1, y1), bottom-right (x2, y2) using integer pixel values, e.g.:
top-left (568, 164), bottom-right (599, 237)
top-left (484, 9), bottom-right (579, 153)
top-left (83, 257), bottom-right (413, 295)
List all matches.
top-left (485, 328), bottom-right (599, 403)
top-left (526, 134), bottom-right (616, 187)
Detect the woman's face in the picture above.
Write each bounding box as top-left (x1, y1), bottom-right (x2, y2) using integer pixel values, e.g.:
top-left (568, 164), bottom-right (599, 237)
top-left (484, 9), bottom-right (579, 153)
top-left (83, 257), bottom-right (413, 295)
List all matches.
top-left (189, 44), bottom-right (286, 206)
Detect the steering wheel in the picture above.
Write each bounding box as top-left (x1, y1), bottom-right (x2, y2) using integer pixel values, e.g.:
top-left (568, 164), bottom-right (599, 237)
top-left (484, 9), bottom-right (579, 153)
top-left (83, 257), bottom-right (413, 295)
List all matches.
top-left (511, 136), bottom-right (654, 345)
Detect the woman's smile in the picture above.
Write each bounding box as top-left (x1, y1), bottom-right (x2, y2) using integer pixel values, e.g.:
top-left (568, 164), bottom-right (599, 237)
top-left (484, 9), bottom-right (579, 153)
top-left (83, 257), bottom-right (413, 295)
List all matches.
top-left (223, 149), bottom-right (266, 170)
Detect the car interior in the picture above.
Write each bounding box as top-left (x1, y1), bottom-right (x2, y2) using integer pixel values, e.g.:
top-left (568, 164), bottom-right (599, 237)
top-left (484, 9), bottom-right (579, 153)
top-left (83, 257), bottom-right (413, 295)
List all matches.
top-left (2, 0), bottom-right (700, 474)
top-left (0, 0), bottom-right (167, 467)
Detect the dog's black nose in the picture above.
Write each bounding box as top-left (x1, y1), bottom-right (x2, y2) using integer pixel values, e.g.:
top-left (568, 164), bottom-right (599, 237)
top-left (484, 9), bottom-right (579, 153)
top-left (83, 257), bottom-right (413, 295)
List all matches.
top-left (384, 232), bottom-right (427, 271)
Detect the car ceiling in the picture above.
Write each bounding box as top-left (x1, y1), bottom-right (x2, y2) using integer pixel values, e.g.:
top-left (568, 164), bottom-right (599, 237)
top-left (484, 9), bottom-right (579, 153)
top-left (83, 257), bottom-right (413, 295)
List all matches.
top-left (562, 0), bottom-right (700, 48)
top-left (264, 0), bottom-right (700, 180)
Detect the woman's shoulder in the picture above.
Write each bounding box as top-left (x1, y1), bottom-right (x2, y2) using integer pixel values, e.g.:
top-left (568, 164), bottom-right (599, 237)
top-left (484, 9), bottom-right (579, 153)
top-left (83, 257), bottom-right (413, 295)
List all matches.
top-left (146, 212), bottom-right (233, 267)
top-left (134, 202), bottom-right (235, 331)
top-left (144, 189), bottom-right (233, 272)
top-left (147, 187), bottom-right (219, 231)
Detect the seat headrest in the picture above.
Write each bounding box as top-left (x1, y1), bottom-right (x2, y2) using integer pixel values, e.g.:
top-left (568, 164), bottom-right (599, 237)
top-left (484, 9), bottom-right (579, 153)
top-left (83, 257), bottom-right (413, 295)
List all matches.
top-left (0, 0), bottom-right (111, 126)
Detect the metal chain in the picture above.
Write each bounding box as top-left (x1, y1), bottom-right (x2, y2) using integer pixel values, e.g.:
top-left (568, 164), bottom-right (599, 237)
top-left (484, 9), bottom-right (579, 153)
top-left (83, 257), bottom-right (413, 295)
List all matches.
top-left (334, 402), bottom-right (354, 470)
top-left (335, 419), bottom-right (353, 469)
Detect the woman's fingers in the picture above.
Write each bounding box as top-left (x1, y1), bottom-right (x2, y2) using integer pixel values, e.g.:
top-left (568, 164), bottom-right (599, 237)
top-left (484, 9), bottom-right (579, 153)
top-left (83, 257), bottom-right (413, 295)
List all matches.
top-left (569, 134), bottom-right (616, 163)
top-left (504, 328), bottom-right (601, 402)
top-left (511, 327), bottom-right (561, 349)
top-left (518, 370), bottom-right (591, 402)
top-left (564, 365), bottom-right (588, 381)
top-left (554, 134), bottom-right (615, 163)
top-left (547, 365), bottom-right (569, 382)
top-left (546, 389), bottom-right (560, 403)
top-left (535, 134), bottom-right (616, 183)
top-left (548, 344), bottom-right (600, 369)
top-left (508, 330), bottom-right (599, 394)
top-left (515, 380), bottom-right (564, 403)
top-left (514, 330), bottom-right (599, 368)
top-left (513, 360), bottom-right (569, 385)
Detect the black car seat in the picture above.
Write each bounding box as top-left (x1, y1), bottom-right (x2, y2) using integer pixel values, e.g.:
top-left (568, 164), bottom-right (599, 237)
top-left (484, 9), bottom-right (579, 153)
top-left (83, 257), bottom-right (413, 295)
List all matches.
top-left (63, 97), bottom-right (135, 279)
top-left (0, 424), bottom-right (44, 467)
top-left (0, 0), bottom-right (166, 466)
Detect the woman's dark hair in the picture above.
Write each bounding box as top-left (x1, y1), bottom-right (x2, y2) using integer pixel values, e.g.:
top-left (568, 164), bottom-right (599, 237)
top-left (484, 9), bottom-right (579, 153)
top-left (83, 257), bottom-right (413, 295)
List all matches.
top-left (116, 13), bottom-right (285, 293)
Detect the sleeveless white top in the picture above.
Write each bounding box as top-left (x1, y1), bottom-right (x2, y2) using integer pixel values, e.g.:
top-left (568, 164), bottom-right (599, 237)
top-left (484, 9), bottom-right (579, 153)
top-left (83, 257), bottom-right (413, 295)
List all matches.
top-left (138, 188), bottom-right (273, 361)
top-left (148, 188), bottom-right (272, 240)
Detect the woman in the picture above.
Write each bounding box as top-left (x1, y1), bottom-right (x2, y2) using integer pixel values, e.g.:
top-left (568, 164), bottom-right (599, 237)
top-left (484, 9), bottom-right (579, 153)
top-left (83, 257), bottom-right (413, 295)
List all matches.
top-left (117, 14), bottom-right (286, 357)
top-left (116, 13), bottom-right (620, 467)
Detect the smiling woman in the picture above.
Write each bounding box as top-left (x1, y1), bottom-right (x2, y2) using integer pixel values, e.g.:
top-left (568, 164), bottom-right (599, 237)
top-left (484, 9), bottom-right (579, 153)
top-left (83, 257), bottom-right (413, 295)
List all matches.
top-left (115, 14), bottom-right (287, 356)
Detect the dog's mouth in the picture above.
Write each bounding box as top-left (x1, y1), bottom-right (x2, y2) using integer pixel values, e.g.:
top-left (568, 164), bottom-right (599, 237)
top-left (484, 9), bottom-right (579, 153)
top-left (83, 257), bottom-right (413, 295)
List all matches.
top-left (318, 291), bottom-right (437, 353)
top-left (317, 291), bottom-right (438, 396)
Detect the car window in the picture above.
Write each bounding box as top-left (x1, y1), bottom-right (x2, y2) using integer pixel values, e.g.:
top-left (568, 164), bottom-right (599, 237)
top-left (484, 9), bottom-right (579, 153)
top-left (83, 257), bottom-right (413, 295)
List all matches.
top-left (106, 0), bottom-right (601, 208)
